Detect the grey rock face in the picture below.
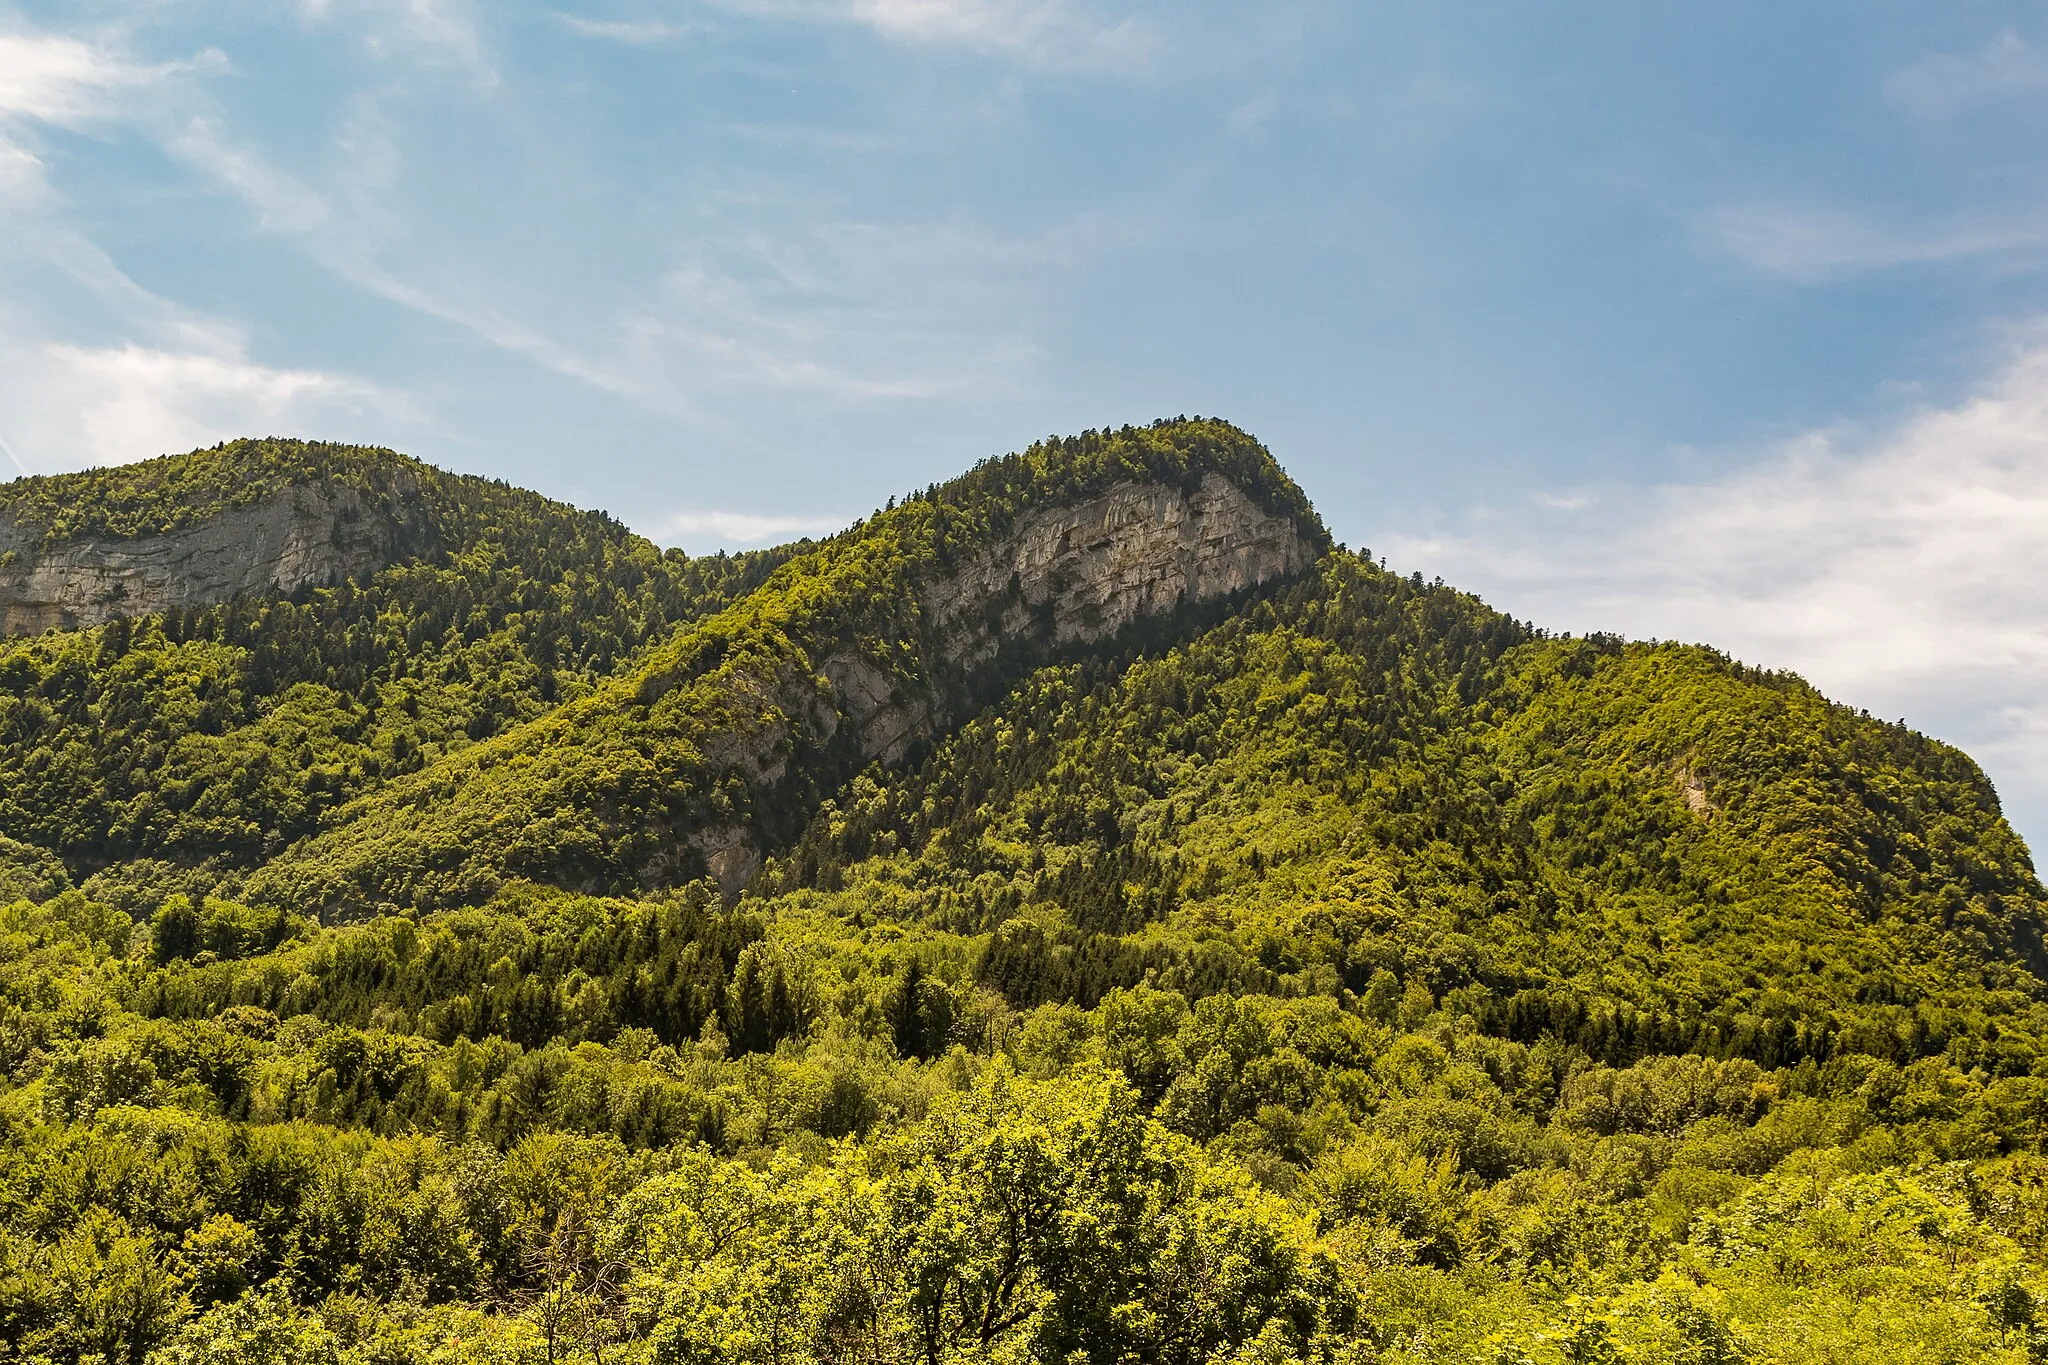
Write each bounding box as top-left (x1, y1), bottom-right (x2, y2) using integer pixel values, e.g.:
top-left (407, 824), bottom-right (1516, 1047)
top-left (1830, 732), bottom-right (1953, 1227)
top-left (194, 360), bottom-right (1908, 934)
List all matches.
top-left (942, 469), bottom-right (1308, 640)
top-left (679, 471), bottom-right (1312, 894)
top-left (0, 483), bottom-right (416, 634)
top-left (851, 471), bottom-right (1315, 764)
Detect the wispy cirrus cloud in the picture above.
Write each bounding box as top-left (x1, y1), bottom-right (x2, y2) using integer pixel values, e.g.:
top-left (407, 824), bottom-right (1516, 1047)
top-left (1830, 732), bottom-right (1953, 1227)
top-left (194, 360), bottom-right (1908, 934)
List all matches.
top-left (556, 13), bottom-right (699, 44)
top-left (0, 336), bottom-right (396, 473)
top-left (0, 19), bottom-right (535, 425)
top-left (0, 25), bottom-right (204, 218)
top-left (0, 135), bottom-right (49, 209)
top-left (1706, 201), bottom-right (2048, 281)
top-left (0, 24), bottom-right (404, 471)
top-left (2, 0), bottom-right (1193, 477)
top-left (1706, 30), bottom-right (2048, 284)
top-left (707, 0), bottom-right (1158, 73)
top-left (0, 29), bottom-right (207, 123)
top-left (297, 0), bottom-right (493, 77)
top-left (164, 118), bottom-right (331, 233)
top-left (1888, 30), bottom-right (2048, 117)
top-left (0, 16), bottom-right (1079, 419)
top-left (1386, 334), bottom-right (2048, 852)
top-left (630, 215), bottom-right (1070, 403)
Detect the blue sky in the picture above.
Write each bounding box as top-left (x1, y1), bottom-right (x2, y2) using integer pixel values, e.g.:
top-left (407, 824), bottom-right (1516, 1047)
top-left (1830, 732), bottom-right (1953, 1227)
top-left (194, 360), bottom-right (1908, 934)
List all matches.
top-left (4, 1), bottom-right (2048, 848)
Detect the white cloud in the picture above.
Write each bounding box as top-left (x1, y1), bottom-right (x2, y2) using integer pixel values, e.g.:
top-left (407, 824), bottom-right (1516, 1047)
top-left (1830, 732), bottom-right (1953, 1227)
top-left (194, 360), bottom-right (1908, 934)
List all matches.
top-left (479, 212), bottom-right (1082, 410)
top-left (0, 430), bottom-right (32, 478)
top-left (712, 0), bottom-right (1157, 73)
top-left (0, 21), bottom-right (1043, 413)
top-left (165, 118), bottom-right (330, 233)
top-left (1383, 338), bottom-right (2048, 854)
top-left (655, 508), bottom-right (844, 545)
top-left (557, 14), bottom-right (697, 43)
top-left (0, 24), bottom-right (400, 472)
top-left (1889, 30), bottom-right (2048, 117)
top-left (0, 340), bottom-right (395, 472)
top-left (297, 0), bottom-right (492, 77)
top-left (0, 28), bottom-right (325, 234)
top-left (1707, 202), bottom-right (2048, 281)
top-left (1711, 33), bottom-right (2048, 283)
top-left (0, 30), bottom-right (192, 124)
top-left (0, 135), bottom-right (49, 207)
top-left (0, 14), bottom-right (1137, 433)
top-left (0, 27), bottom-right (559, 403)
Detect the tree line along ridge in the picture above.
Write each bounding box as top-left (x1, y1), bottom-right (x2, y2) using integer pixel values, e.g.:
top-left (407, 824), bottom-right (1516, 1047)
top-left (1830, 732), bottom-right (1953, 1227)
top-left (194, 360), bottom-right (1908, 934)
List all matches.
top-left (0, 419), bottom-right (2040, 1363)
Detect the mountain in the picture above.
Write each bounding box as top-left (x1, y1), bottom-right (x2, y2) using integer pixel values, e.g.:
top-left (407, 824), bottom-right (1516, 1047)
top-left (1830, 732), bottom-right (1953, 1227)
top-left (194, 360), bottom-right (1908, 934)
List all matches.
top-left (0, 439), bottom-right (800, 893)
top-left (243, 422), bottom-right (1320, 917)
top-left (0, 441), bottom-right (415, 633)
top-left (0, 421), bottom-right (2043, 1365)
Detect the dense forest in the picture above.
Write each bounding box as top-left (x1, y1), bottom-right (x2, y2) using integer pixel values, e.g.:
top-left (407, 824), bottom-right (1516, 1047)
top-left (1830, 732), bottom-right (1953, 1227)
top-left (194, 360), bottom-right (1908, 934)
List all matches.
top-left (0, 423), bottom-right (2045, 1363)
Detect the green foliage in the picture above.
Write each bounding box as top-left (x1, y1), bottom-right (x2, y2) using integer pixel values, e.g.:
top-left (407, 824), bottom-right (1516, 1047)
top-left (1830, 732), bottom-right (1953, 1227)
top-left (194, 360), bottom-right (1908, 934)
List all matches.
top-left (614, 1065), bottom-right (1351, 1365)
top-left (760, 553), bottom-right (2045, 1083)
top-left (0, 440), bottom-right (797, 878)
top-left (0, 423), bottom-right (2042, 1362)
top-left (244, 419), bottom-right (1323, 917)
top-left (149, 896), bottom-right (295, 965)
top-left (0, 831), bottom-right (70, 903)
top-left (0, 438), bottom-right (416, 546)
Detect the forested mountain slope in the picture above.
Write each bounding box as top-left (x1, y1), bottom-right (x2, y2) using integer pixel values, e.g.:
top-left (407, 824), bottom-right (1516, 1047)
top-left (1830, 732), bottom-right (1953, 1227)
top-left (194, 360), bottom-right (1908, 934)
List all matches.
top-left (0, 439), bottom-right (799, 896)
top-left (776, 561), bottom-right (2043, 1064)
top-left (0, 421), bottom-right (2045, 1365)
top-left (242, 422), bottom-right (1321, 917)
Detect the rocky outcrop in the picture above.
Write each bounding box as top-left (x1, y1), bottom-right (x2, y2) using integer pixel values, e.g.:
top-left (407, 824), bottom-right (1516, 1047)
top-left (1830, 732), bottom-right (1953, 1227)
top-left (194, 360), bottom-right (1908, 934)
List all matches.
top-left (838, 471), bottom-right (1315, 765)
top-left (935, 471), bottom-right (1311, 651)
top-left (242, 454), bottom-right (1323, 914)
top-left (671, 471), bottom-right (1316, 892)
top-left (0, 483), bottom-right (418, 633)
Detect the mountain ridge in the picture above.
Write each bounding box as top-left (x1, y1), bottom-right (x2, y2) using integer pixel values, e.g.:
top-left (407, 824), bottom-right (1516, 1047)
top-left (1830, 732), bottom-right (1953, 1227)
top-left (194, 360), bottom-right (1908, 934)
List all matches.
top-left (241, 422), bottom-right (1326, 915)
top-left (0, 440), bottom-right (805, 889)
top-left (0, 441), bottom-right (442, 632)
top-left (0, 420), bottom-right (2044, 1363)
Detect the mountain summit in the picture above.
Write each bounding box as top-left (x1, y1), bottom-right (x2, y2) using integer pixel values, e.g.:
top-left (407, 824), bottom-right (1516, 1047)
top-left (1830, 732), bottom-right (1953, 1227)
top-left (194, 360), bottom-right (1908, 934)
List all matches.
top-left (0, 420), bottom-right (2042, 1363)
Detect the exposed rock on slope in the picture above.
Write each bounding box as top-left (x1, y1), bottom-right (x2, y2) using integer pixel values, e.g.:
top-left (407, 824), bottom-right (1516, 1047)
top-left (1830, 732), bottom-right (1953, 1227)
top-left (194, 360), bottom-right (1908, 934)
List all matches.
top-left (676, 470), bottom-right (1316, 886)
top-left (245, 421), bottom-right (1325, 916)
top-left (944, 470), bottom-right (1309, 647)
top-left (0, 482), bottom-right (417, 634)
top-left (849, 471), bottom-right (1314, 765)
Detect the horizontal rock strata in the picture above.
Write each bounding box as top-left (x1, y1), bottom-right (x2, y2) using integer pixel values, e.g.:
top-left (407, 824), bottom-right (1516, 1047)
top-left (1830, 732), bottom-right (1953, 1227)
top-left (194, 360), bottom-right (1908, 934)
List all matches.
top-left (0, 484), bottom-right (415, 634)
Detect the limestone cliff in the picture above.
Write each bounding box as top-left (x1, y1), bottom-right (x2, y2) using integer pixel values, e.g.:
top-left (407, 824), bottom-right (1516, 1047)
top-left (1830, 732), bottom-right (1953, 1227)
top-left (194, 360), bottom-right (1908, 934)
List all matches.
top-left (829, 470), bottom-right (1315, 767)
top-left (677, 470), bottom-right (1316, 889)
top-left (236, 421), bottom-right (1329, 916)
top-left (0, 481), bottom-right (421, 634)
